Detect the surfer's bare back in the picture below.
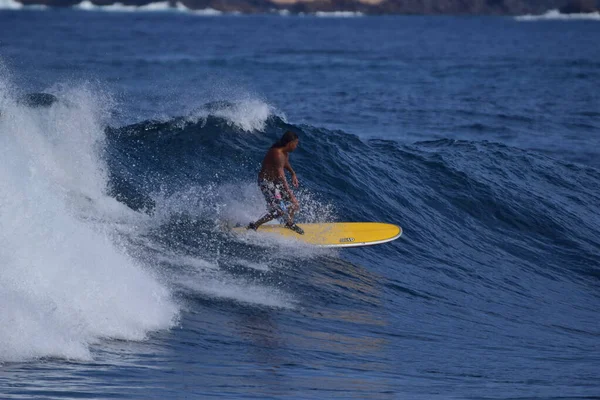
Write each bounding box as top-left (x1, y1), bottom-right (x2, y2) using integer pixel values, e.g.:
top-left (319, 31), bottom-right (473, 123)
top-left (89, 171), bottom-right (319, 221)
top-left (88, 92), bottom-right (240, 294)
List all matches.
top-left (247, 131), bottom-right (304, 235)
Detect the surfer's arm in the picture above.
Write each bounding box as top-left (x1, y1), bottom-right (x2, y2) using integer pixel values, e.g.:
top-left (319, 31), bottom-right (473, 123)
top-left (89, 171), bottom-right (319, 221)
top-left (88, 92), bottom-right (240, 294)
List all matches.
top-left (284, 157), bottom-right (299, 187)
top-left (276, 154), bottom-right (298, 205)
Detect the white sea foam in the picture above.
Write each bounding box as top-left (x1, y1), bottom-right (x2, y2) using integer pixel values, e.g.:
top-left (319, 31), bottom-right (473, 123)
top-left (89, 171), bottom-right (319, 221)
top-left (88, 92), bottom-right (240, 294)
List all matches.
top-left (0, 0), bottom-right (46, 9)
top-left (176, 275), bottom-right (296, 308)
top-left (75, 0), bottom-right (167, 11)
top-left (0, 74), bottom-right (178, 362)
top-left (73, 0), bottom-right (221, 15)
top-left (515, 9), bottom-right (600, 21)
top-left (189, 7), bottom-right (223, 15)
top-left (134, 238), bottom-right (290, 307)
top-left (230, 258), bottom-right (271, 272)
top-left (314, 11), bottom-right (363, 17)
top-left (0, 0), bottom-right (360, 15)
top-left (156, 254), bottom-right (219, 270)
top-left (0, 0), bottom-right (22, 9)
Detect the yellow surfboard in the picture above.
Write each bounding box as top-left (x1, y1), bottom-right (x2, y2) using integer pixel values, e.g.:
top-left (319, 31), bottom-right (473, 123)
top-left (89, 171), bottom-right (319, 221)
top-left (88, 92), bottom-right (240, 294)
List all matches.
top-left (234, 222), bottom-right (402, 248)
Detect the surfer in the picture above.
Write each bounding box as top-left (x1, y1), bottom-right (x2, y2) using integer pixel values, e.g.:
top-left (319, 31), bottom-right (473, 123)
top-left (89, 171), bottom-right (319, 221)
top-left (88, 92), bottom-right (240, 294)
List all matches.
top-left (247, 130), bottom-right (304, 235)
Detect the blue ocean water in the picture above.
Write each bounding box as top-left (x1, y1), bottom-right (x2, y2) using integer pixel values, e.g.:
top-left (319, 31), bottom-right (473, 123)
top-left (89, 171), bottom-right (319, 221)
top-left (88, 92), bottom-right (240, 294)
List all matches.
top-left (1, 7), bottom-right (599, 399)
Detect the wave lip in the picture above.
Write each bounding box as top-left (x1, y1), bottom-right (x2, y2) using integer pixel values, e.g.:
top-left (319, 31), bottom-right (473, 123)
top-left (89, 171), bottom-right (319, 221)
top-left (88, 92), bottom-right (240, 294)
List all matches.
top-left (186, 98), bottom-right (281, 132)
top-left (515, 9), bottom-right (600, 21)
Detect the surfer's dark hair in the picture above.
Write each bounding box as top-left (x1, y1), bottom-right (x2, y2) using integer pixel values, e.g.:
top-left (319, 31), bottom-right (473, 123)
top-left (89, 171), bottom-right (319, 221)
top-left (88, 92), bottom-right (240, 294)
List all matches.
top-left (271, 131), bottom-right (299, 148)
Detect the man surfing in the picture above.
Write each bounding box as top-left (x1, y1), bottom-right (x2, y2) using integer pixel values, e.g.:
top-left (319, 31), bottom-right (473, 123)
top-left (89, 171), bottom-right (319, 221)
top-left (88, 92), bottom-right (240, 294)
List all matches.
top-left (247, 130), bottom-right (304, 235)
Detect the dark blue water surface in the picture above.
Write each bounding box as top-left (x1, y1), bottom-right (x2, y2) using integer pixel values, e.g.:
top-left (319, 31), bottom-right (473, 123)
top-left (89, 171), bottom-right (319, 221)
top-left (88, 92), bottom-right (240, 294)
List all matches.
top-left (0, 8), bottom-right (599, 400)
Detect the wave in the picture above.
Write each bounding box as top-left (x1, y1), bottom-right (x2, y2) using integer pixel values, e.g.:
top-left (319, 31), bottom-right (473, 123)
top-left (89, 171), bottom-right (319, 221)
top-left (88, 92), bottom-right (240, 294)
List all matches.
top-left (515, 9), bottom-right (600, 21)
top-left (107, 106), bottom-right (600, 285)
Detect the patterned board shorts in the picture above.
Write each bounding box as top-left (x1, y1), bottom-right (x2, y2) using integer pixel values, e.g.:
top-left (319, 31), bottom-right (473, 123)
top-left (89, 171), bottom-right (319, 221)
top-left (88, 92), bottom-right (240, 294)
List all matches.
top-left (259, 180), bottom-right (291, 217)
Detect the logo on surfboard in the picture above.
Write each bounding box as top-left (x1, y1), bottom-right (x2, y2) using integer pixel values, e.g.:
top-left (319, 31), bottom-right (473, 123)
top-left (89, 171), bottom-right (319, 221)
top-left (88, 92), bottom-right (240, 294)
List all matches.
top-left (339, 237), bottom-right (355, 243)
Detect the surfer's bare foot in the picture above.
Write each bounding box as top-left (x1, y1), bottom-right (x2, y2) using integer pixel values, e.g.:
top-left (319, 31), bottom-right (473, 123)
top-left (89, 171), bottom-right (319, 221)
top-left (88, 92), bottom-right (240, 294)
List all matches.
top-left (285, 222), bottom-right (304, 235)
top-left (247, 222), bottom-right (258, 231)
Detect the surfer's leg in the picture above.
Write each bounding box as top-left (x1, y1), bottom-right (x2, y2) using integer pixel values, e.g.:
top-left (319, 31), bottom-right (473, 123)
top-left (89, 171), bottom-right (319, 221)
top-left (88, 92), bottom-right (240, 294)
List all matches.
top-left (284, 205), bottom-right (295, 224)
top-left (248, 181), bottom-right (284, 230)
top-left (248, 210), bottom-right (283, 230)
top-left (282, 200), bottom-right (300, 225)
top-left (281, 198), bottom-right (303, 234)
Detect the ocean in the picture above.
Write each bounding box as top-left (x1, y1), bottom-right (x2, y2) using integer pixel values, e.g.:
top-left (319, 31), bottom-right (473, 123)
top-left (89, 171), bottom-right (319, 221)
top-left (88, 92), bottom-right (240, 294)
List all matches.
top-left (0, 5), bottom-right (599, 399)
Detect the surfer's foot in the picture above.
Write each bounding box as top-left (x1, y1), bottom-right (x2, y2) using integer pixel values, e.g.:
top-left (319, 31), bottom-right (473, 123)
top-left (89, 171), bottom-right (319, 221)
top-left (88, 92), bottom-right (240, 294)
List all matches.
top-left (247, 222), bottom-right (258, 231)
top-left (285, 222), bottom-right (304, 235)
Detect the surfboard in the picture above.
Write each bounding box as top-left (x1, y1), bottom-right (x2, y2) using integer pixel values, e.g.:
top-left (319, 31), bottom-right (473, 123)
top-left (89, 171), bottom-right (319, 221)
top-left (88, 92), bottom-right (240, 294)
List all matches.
top-left (233, 222), bottom-right (402, 248)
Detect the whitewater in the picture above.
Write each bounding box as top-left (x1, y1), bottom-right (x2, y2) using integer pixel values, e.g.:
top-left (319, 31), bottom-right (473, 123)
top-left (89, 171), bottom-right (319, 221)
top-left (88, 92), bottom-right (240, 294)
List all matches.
top-left (0, 75), bottom-right (178, 362)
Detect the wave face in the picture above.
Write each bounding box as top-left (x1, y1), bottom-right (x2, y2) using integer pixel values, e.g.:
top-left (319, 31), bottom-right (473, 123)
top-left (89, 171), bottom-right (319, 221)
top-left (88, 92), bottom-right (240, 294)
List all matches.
top-left (106, 103), bottom-right (600, 282)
